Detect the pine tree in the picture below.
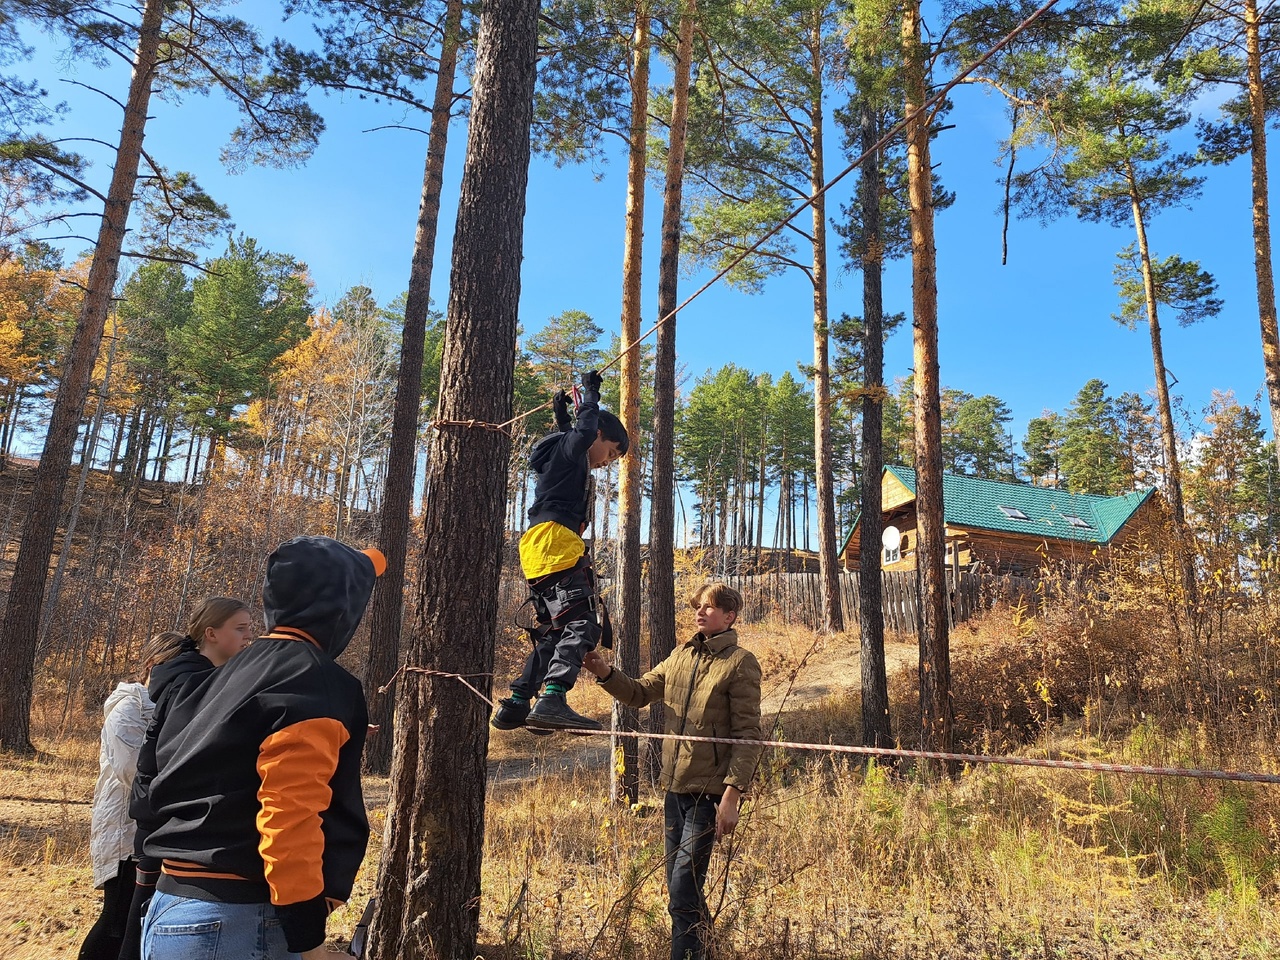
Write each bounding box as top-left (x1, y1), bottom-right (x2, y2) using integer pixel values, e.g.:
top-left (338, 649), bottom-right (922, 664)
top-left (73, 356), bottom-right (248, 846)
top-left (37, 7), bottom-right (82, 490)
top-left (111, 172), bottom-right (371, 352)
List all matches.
top-left (367, 0), bottom-right (540, 954)
top-left (1059, 379), bottom-right (1126, 495)
top-left (171, 236), bottom-right (312, 469)
top-left (1023, 411), bottom-right (1065, 487)
top-left (990, 0), bottom-right (1216, 605)
top-left (0, 0), bottom-right (320, 752)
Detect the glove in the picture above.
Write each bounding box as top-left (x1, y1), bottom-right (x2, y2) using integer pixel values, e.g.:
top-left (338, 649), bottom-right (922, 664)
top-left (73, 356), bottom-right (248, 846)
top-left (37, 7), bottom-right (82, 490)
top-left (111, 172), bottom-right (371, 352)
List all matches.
top-left (581, 369), bottom-right (602, 404)
top-left (552, 389), bottom-right (572, 432)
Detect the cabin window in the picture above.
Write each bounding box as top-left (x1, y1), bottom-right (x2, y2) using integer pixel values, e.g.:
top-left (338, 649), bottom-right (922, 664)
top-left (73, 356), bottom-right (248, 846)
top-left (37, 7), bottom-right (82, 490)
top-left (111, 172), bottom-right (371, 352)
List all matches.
top-left (884, 545), bottom-right (901, 564)
top-left (900, 534), bottom-right (910, 551)
top-left (1064, 514), bottom-right (1091, 529)
top-left (998, 505), bottom-right (1029, 520)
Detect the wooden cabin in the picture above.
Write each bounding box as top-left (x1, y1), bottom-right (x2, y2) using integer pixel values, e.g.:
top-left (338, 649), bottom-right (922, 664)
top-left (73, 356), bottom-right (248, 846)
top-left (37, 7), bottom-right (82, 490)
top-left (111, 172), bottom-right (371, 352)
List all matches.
top-left (840, 465), bottom-right (1159, 575)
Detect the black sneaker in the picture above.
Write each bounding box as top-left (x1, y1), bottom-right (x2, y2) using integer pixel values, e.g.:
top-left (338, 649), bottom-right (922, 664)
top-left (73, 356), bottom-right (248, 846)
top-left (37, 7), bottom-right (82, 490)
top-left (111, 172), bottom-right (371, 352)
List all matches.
top-left (491, 697), bottom-right (553, 735)
top-left (526, 693), bottom-right (602, 731)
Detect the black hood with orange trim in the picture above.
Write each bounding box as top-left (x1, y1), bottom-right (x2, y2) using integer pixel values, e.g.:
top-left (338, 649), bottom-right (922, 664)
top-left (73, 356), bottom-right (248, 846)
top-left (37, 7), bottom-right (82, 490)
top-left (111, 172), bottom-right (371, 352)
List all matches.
top-left (262, 536), bottom-right (379, 659)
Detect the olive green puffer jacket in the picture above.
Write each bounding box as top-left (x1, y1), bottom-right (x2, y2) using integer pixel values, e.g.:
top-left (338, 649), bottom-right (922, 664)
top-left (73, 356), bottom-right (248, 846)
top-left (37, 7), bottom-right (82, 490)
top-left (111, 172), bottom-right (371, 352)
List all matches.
top-left (599, 628), bottom-right (762, 796)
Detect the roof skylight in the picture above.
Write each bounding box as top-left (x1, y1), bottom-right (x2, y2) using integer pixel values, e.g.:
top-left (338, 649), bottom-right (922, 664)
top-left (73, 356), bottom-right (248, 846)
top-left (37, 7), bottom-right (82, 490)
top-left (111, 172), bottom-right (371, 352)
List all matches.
top-left (1063, 514), bottom-right (1091, 529)
top-left (998, 505), bottom-right (1029, 520)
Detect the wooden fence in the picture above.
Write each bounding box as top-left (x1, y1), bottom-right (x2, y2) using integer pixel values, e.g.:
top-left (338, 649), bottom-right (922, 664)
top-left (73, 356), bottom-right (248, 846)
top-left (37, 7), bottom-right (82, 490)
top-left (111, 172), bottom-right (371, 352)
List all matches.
top-left (718, 569), bottom-right (1039, 634)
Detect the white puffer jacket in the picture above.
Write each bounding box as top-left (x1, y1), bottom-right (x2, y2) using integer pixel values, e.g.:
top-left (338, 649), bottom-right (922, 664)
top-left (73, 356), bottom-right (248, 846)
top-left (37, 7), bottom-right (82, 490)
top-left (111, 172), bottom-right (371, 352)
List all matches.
top-left (89, 682), bottom-right (154, 888)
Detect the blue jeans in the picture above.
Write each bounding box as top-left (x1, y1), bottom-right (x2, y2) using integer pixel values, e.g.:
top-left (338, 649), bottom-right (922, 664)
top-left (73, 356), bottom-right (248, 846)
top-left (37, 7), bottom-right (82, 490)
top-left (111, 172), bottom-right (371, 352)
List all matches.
top-left (665, 791), bottom-right (719, 960)
top-left (141, 890), bottom-right (298, 960)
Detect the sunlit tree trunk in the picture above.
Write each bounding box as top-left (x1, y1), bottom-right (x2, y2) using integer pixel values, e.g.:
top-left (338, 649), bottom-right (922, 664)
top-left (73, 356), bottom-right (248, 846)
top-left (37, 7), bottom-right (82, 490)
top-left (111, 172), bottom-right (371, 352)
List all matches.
top-left (903, 0), bottom-right (952, 767)
top-left (613, 3), bottom-right (649, 805)
top-left (1243, 0), bottom-right (1280, 475)
top-left (366, 0), bottom-right (538, 955)
top-left (807, 12), bottom-right (842, 633)
top-left (0, 0), bottom-right (164, 753)
top-left (363, 0), bottom-right (464, 775)
top-left (646, 0), bottom-right (695, 780)
top-left (1125, 159), bottom-right (1194, 605)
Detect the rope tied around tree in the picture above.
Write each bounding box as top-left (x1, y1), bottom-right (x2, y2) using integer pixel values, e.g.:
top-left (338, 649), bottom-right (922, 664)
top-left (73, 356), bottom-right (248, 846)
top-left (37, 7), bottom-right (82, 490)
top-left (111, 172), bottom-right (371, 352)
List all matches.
top-left (430, 418), bottom-right (515, 437)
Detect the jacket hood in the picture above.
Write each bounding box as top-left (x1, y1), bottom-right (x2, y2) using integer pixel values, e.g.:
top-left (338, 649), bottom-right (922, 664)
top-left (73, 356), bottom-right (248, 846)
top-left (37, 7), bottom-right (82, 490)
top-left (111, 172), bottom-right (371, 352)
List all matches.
top-left (262, 536), bottom-right (382, 658)
top-left (147, 644), bottom-right (213, 702)
top-left (529, 431), bottom-right (561, 472)
top-left (103, 681), bottom-right (152, 722)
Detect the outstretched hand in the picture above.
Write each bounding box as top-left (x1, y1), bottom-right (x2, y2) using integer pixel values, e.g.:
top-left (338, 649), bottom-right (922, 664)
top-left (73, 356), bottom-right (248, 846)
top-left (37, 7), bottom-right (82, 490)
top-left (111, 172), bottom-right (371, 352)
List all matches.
top-left (581, 369), bottom-right (603, 393)
top-left (582, 649), bottom-right (610, 679)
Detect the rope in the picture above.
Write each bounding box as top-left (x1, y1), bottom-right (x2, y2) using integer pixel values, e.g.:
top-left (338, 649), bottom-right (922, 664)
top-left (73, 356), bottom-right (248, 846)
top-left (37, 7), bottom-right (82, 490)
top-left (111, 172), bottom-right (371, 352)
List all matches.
top-left (433, 0), bottom-right (1063, 435)
top-left (408, 667), bottom-right (1280, 786)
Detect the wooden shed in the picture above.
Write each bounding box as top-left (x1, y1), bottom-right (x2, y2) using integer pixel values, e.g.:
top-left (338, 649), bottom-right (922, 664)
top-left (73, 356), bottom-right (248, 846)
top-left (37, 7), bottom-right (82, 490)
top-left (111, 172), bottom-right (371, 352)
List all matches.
top-left (840, 465), bottom-right (1159, 575)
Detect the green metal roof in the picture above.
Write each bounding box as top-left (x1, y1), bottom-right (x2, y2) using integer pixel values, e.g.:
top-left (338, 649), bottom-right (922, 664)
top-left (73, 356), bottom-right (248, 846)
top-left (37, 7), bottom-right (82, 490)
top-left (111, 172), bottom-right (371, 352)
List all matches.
top-left (879, 464), bottom-right (1155, 545)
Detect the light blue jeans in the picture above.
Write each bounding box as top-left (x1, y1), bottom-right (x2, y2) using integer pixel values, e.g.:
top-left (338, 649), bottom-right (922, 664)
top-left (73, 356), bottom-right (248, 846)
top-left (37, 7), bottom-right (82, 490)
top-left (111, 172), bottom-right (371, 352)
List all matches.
top-left (141, 890), bottom-right (300, 960)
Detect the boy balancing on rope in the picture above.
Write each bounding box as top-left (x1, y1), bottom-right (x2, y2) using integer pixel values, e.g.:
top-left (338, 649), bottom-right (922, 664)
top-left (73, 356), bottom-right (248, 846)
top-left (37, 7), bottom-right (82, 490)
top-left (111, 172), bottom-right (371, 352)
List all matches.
top-left (141, 536), bottom-right (385, 960)
top-left (582, 583), bottom-right (763, 960)
top-left (492, 368), bottom-right (629, 732)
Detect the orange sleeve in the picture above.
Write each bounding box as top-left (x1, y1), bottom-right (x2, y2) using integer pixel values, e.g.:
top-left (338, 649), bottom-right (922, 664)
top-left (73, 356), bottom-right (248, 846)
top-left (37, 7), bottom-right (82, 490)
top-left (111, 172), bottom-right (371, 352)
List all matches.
top-left (256, 717), bottom-right (350, 905)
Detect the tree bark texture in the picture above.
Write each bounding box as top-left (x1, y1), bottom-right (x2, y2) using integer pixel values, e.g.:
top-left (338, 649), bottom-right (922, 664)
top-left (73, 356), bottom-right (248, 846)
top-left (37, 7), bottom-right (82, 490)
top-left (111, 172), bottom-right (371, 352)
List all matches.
top-left (857, 99), bottom-right (892, 750)
top-left (0, 0), bottom-right (164, 754)
top-left (646, 0), bottom-right (695, 782)
top-left (903, 0), bottom-right (953, 766)
top-left (1244, 0), bottom-right (1280, 475)
top-left (808, 13), bottom-right (843, 634)
top-left (366, 1), bottom-right (539, 956)
top-left (613, 4), bottom-right (649, 805)
top-left (363, 0), bottom-right (463, 776)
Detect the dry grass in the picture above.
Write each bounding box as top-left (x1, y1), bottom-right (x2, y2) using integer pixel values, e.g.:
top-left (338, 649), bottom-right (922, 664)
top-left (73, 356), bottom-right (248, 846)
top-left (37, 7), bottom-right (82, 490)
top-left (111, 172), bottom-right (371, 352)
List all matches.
top-left (5, 597), bottom-right (1280, 958)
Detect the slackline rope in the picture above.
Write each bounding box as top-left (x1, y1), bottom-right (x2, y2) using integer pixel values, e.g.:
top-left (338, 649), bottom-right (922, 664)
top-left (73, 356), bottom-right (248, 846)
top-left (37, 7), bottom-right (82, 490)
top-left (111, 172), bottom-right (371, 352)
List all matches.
top-left (435, 0), bottom-right (1063, 436)
top-left (404, 666), bottom-right (1280, 786)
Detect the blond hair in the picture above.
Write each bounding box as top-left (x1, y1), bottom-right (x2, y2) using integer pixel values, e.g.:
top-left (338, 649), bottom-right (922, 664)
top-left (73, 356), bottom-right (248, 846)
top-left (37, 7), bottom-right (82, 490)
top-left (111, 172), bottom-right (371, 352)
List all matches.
top-left (188, 597), bottom-right (251, 650)
top-left (688, 582), bottom-right (742, 615)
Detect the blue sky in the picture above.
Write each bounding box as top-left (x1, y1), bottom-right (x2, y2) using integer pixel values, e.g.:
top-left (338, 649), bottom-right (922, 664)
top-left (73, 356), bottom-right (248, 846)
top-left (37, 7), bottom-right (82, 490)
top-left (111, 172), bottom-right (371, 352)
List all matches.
top-left (26, 5), bottom-right (1276, 453)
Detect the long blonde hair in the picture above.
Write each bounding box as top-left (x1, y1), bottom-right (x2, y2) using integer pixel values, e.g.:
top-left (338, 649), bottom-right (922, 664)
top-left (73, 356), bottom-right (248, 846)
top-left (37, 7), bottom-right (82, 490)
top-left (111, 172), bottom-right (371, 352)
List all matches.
top-left (187, 597), bottom-right (252, 651)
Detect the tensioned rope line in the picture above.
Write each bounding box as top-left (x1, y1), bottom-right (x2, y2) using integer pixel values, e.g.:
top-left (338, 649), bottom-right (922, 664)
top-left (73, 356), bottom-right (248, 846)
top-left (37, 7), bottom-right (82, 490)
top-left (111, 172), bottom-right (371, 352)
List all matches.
top-left (436, 0), bottom-right (1064, 437)
top-left (404, 666), bottom-right (1280, 786)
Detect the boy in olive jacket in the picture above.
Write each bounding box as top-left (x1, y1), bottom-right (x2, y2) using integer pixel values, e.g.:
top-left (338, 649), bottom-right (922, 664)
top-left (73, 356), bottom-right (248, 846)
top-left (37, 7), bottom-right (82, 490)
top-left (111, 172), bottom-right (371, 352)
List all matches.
top-left (583, 583), bottom-right (762, 960)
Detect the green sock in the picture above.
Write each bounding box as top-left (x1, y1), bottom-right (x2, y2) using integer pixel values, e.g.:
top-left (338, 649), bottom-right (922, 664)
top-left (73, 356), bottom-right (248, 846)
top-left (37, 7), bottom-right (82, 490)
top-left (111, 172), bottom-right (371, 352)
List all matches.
top-left (544, 682), bottom-right (567, 697)
top-left (510, 692), bottom-right (529, 703)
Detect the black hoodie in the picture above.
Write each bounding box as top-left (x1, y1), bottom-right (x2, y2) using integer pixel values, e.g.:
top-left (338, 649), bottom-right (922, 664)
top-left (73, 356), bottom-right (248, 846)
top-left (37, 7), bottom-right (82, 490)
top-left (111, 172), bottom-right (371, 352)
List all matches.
top-left (145, 537), bottom-right (379, 953)
top-left (129, 640), bottom-right (214, 850)
top-left (526, 393), bottom-right (600, 532)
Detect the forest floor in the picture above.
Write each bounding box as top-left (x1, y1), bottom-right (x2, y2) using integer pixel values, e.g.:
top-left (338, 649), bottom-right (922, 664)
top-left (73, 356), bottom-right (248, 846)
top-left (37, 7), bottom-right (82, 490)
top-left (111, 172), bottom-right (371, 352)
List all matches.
top-left (0, 624), bottom-right (916, 957)
top-left (4, 624), bottom-right (1278, 958)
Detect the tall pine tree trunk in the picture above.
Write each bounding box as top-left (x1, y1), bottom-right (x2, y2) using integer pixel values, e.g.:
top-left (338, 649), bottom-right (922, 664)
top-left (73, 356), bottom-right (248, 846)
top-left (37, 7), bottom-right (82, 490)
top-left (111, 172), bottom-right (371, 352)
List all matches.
top-left (363, 0), bottom-right (463, 775)
top-left (0, 0), bottom-right (164, 753)
top-left (366, 0), bottom-right (538, 955)
top-left (858, 98), bottom-right (891, 750)
top-left (1126, 178), bottom-right (1196, 606)
top-left (1243, 0), bottom-right (1280, 474)
top-left (903, 0), bottom-right (952, 767)
top-left (808, 13), bottom-right (842, 633)
top-left (613, 3), bottom-right (650, 805)
top-left (646, 0), bottom-right (695, 780)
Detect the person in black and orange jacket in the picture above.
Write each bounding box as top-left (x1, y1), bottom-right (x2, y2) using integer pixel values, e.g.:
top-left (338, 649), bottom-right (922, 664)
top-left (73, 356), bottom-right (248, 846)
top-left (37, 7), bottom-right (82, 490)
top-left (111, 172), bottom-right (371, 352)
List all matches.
top-left (141, 536), bottom-right (384, 960)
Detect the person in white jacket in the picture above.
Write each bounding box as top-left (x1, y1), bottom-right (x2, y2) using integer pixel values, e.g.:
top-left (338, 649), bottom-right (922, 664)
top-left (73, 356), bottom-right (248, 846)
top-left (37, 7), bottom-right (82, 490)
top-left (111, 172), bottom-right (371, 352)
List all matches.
top-left (78, 632), bottom-right (185, 960)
